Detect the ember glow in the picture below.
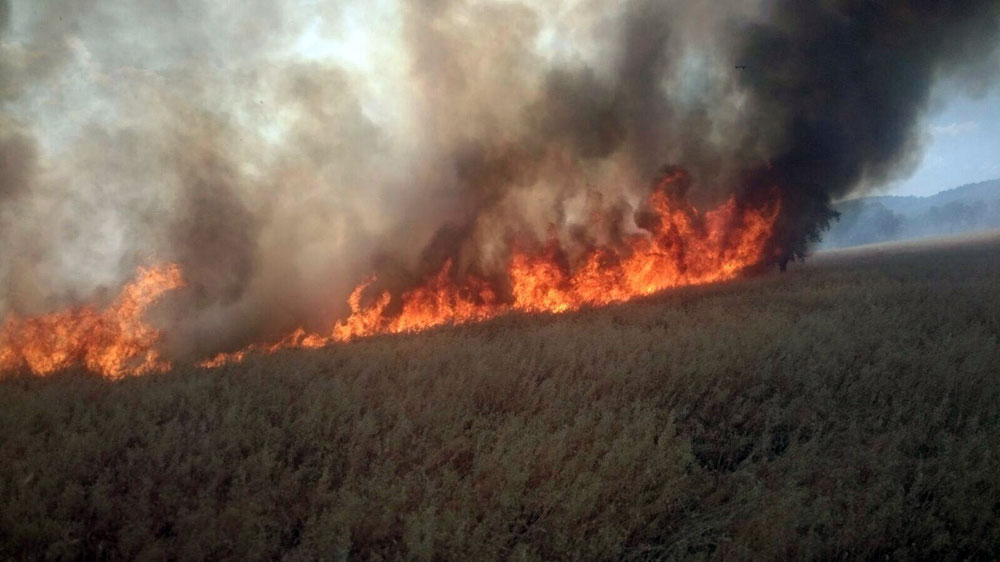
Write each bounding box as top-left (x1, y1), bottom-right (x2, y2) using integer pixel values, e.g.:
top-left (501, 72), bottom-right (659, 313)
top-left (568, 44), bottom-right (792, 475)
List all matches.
top-left (0, 265), bottom-right (185, 378)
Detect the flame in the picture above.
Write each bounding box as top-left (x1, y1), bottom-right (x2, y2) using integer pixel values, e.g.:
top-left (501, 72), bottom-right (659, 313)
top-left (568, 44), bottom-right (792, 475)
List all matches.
top-left (202, 182), bottom-right (780, 368)
top-left (0, 264), bottom-right (184, 379)
top-left (0, 178), bottom-right (781, 376)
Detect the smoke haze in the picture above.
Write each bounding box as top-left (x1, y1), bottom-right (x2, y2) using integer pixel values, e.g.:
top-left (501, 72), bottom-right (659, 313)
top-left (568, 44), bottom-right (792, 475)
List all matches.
top-left (1, 0), bottom-right (998, 358)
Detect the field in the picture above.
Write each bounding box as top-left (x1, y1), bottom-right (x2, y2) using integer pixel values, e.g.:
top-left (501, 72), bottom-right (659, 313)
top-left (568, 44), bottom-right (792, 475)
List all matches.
top-left (2, 232), bottom-right (1000, 560)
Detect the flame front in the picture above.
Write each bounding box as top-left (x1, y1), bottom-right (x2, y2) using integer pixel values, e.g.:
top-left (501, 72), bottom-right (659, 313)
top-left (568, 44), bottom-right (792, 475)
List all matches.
top-left (0, 181), bottom-right (781, 376)
top-left (202, 183), bottom-right (780, 367)
top-left (0, 264), bottom-right (184, 379)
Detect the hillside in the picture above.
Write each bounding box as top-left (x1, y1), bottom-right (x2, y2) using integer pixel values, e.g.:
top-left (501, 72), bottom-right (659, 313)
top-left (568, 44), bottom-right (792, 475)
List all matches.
top-left (822, 178), bottom-right (1000, 248)
top-left (2, 233), bottom-right (1000, 560)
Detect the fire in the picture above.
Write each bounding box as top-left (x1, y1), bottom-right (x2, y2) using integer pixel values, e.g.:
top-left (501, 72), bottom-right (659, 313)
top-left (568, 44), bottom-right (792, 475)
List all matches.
top-left (201, 179), bottom-right (780, 368)
top-left (0, 177), bottom-right (781, 377)
top-left (0, 264), bottom-right (184, 379)
top-left (327, 190), bottom-right (778, 339)
top-left (509, 192), bottom-right (777, 312)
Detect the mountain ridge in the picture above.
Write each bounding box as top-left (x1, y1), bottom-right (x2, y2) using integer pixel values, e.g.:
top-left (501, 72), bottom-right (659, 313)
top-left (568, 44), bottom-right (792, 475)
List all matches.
top-left (821, 178), bottom-right (1000, 248)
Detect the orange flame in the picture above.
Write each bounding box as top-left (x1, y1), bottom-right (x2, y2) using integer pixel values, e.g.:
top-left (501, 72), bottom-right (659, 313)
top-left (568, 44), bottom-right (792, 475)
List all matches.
top-left (201, 185), bottom-right (780, 368)
top-left (0, 264), bottom-right (184, 379)
top-left (0, 181), bottom-right (781, 376)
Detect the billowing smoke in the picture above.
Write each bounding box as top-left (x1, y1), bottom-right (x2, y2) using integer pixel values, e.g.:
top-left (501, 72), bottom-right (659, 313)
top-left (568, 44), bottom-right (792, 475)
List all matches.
top-left (0, 0), bottom-right (997, 358)
top-left (735, 1), bottom-right (1000, 264)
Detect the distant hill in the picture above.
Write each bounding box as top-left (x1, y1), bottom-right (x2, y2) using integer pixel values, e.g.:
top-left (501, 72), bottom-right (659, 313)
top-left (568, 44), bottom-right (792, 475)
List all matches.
top-left (820, 178), bottom-right (1000, 249)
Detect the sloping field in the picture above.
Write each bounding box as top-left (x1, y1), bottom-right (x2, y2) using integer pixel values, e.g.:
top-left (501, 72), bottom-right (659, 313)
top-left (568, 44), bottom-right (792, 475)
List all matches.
top-left (2, 233), bottom-right (999, 560)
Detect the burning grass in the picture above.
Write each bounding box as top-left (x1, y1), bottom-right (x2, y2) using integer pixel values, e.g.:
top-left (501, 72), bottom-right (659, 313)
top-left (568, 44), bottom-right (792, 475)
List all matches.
top-left (1, 233), bottom-right (999, 559)
top-left (0, 172), bottom-right (781, 376)
top-left (0, 265), bottom-right (184, 379)
top-left (201, 177), bottom-right (780, 368)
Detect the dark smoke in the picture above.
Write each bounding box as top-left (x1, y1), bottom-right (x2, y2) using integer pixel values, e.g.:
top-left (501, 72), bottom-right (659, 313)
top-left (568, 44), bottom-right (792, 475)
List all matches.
top-left (734, 1), bottom-right (1000, 263)
top-left (0, 127), bottom-right (34, 202)
top-left (0, 0), bottom-right (998, 357)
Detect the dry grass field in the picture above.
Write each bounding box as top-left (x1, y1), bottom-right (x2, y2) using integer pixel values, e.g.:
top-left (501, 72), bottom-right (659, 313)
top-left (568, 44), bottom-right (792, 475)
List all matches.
top-left (2, 232), bottom-right (999, 561)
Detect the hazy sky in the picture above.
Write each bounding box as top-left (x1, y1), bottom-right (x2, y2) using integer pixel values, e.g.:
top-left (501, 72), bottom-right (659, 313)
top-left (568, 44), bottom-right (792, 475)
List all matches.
top-left (888, 87), bottom-right (1000, 197)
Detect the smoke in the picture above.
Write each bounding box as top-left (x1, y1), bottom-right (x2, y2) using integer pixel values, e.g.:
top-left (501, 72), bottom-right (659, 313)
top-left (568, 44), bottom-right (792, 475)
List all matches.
top-left (734, 1), bottom-right (1000, 261)
top-left (0, 0), bottom-right (997, 357)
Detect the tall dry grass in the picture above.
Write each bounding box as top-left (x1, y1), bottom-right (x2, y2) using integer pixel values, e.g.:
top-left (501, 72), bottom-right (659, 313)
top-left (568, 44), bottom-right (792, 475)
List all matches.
top-left (2, 234), bottom-right (999, 560)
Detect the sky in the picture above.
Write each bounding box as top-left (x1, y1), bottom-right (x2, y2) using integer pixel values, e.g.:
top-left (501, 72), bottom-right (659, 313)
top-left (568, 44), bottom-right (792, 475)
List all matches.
top-left (887, 87), bottom-right (1000, 197)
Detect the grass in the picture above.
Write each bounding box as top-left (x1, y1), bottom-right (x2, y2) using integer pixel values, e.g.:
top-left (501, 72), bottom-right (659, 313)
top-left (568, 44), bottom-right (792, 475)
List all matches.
top-left (2, 232), bottom-right (999, 560)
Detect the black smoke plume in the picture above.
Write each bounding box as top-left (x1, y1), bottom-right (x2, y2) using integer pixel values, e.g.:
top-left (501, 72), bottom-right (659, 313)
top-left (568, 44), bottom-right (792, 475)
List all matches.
top-left (734, 0), bottom-right (1000, 265)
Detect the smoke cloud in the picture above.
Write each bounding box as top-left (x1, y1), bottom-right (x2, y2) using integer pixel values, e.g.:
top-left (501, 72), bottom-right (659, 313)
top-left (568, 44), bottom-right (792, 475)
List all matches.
top-left (1, 0), bottom-right (997, 357)
top-left (735, 1), bottom-right (1000, 262)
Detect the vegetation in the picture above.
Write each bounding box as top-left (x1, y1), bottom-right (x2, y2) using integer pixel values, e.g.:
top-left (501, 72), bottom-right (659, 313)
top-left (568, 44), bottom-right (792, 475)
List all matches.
top-left (2, 233), bottom-right (1000, 561)
top-left (823, 178), bottom-right (1000, 249)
